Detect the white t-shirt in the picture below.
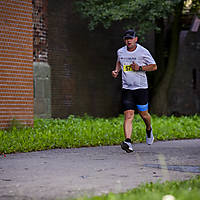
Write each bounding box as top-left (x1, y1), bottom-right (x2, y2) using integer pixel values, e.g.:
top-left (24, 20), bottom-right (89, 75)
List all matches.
top-left (117, 44), bottom-right (156, 90)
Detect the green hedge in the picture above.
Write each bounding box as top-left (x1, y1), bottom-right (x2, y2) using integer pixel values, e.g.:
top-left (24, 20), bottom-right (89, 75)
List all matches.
top-left (0, 114), bottom-right (200, 154)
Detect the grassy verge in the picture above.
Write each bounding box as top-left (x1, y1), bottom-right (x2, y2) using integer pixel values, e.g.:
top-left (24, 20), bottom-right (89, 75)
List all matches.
top-left (73, 176), bottom-right (200, 200)
top-left (0, 114), bottom-right (200, 154)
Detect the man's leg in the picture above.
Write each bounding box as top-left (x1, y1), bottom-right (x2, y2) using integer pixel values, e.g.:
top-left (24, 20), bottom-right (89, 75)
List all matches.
top-left (138, 110), bottom-right (151, 130)
top-left (138, 110), bottom-right (154, 145)
top-left (121, 89), bottom-right (135, 152)
top-left (121, 110), bottom-right (134, 153)
top-left (124, 110), bottom-right (134, 139)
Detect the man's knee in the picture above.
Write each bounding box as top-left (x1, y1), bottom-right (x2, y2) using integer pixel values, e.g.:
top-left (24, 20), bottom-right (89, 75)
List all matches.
top-left (124, 110), bottom-right (134, 120)
top-left (139, 111), bottom-right (150, 120)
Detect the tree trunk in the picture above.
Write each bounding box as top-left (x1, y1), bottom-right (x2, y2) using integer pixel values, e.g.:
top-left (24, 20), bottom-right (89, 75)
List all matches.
top-left (154, 18), bottom-right (167, 86)
top-left (151, 1), bottom-right (184, 116)
top-left (149, 18), bottom-right (167, 100)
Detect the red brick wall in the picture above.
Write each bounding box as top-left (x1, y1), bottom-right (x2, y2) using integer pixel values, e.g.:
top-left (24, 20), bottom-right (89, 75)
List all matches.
top-left (0, 0), bottom-right (33, 128)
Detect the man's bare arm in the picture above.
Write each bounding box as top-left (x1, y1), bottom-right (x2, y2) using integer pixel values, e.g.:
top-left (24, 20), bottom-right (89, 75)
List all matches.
top-left (112, 60), bottom-right (121, 78)
top-left (131, 63), bottom-right (157, 72)
top-left (142, 64), bottom-right (157, 72)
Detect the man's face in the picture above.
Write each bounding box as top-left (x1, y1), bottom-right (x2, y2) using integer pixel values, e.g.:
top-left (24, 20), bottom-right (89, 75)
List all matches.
top-left (124, 37), bottom-right (138, 49)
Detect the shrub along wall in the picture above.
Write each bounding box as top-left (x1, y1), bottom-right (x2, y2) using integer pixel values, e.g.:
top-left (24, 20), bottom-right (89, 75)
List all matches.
top-left (0, 0), bottom-right (33, 128)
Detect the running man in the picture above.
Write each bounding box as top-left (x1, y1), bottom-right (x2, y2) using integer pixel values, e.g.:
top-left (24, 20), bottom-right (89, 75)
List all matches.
top-left (112, 30), bottom-right (157, 153)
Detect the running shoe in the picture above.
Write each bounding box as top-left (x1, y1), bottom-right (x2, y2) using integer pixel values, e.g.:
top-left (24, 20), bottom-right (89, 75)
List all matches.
top-left (121, 141), bottom-right (134, 153)
top-left (146, 126), bottom-right (154, 145)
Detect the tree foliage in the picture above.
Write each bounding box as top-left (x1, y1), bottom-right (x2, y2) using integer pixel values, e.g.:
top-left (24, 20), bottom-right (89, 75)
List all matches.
top-left (76, 0), bottom-right (199, 38)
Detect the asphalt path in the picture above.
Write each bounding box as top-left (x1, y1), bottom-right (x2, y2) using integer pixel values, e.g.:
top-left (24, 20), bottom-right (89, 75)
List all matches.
top-left (0, 139), bottom-right (200, 200)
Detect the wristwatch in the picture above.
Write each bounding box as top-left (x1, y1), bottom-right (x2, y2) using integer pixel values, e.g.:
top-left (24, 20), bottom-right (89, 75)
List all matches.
top-left (139, 66), bottom-right (143, 71)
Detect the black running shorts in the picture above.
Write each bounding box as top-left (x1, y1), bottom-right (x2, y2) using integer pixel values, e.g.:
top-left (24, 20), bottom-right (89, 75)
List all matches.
top-left (122, 88), bottom-right (149, 112)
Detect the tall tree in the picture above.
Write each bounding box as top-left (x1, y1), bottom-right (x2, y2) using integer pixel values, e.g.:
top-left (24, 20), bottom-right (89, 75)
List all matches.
top-left (76, 0), bottom-right (200, 115)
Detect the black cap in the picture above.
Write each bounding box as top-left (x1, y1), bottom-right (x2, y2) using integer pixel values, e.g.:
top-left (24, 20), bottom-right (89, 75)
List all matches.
top-left (123, 30), bottom-right (136, 39)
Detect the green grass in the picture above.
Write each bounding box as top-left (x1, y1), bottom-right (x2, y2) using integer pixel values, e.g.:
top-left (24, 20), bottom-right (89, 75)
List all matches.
top-left (0, 114), bottom-right (200, 154)
top-left (73, 176), bottom-right (200, 200)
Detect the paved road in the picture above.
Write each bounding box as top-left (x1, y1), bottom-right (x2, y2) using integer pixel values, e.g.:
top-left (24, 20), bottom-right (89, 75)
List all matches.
top-left (0, 139), bottom-right (200, 200)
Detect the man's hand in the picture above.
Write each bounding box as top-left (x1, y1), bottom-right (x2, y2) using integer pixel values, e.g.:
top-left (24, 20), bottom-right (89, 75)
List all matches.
top-left (112, 70), bottom-right (119, 78)
top-left (131, 62), bottom-right (139, 71)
